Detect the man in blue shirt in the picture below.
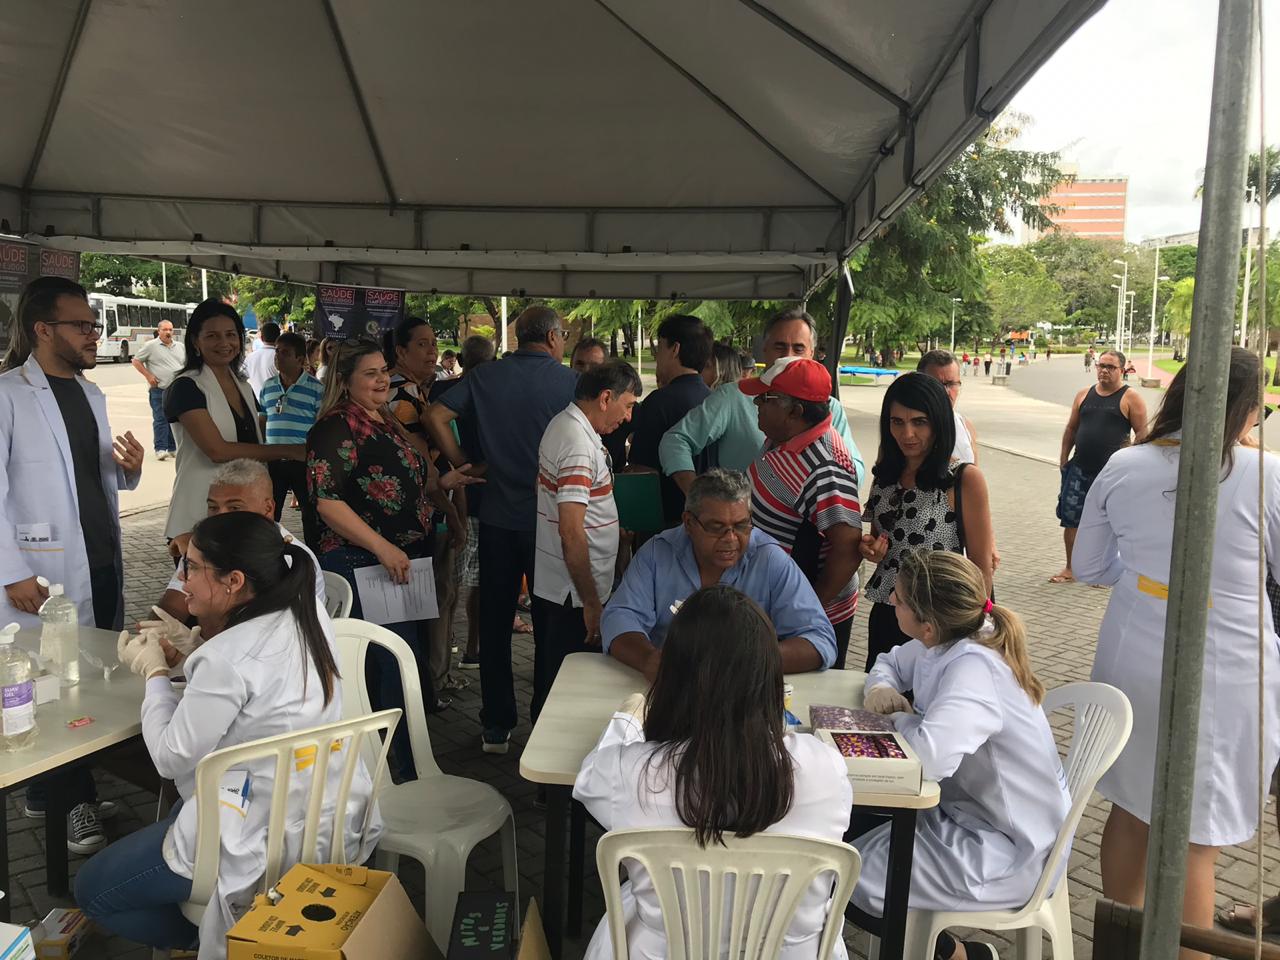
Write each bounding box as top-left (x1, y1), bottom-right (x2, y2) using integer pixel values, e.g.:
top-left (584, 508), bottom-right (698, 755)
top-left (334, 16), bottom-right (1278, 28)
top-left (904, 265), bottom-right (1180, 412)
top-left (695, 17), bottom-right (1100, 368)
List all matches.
top-left (425, 306), bottom-right (578, 753)
top-left (602, 468), bottom-right (836, 681)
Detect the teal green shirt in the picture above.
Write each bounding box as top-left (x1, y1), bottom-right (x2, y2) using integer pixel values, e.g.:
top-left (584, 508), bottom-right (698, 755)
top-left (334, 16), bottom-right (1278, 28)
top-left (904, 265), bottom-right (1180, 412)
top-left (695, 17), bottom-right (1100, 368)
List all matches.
top-left (658, 382), bottom-right (865, 491)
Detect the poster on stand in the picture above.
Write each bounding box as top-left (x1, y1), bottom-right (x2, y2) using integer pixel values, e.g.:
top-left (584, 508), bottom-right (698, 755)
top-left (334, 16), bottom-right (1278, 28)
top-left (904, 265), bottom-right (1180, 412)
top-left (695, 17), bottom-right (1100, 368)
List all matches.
top-left (313, 283), bottom-right (405, 342)
top-left (0, 240), bottom-right (81, 353)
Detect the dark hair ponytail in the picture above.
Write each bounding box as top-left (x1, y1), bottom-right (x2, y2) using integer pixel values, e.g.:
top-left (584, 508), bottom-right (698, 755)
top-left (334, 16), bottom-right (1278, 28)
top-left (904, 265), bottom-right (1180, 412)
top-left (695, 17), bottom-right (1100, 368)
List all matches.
top-left (191, 512), bottom-right (339, 705)
top-left (643, 585), bottom-right (794, 846)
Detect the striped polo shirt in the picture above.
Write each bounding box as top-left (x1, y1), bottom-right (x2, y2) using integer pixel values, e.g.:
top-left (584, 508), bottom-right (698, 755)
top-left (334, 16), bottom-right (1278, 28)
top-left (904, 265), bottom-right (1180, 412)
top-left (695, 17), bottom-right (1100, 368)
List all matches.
top-left (259, 372), bottom-right (324, 444)
top-left (534, 402), bottom-right (619, 608)
top-left (749, 414), bottom-right (862, 623)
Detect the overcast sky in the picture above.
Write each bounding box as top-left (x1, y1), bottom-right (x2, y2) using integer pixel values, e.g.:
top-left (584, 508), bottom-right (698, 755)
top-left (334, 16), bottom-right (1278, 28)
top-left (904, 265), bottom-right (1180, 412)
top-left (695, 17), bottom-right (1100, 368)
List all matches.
top-left (1005, 0), bottom-right (1278, 242)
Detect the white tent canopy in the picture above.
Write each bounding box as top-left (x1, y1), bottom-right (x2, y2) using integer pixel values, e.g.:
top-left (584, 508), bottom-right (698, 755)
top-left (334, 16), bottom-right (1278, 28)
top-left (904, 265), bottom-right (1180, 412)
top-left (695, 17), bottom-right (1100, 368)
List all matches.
top-left (0, 0), bottom-right (1105, 299)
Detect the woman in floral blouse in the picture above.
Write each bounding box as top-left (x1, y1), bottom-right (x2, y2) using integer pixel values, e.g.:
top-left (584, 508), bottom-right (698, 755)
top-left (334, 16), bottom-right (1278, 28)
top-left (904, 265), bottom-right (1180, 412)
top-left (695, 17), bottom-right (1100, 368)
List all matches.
top-left (307, 338), bottom-right (478, 780)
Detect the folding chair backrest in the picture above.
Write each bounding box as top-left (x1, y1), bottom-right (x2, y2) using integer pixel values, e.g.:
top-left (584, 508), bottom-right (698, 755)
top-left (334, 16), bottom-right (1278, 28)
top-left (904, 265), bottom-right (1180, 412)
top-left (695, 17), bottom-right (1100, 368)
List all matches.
top-left (322, 571), bottom-right (354, 619)
top-left (1020, 681), bottom-right (1133, 914)
top-left (331, 617), bottom-right (440, 778)
top-left (595, 828), bottom-right (860, 960)
top-left (185, 709), bottom-right (399, 917)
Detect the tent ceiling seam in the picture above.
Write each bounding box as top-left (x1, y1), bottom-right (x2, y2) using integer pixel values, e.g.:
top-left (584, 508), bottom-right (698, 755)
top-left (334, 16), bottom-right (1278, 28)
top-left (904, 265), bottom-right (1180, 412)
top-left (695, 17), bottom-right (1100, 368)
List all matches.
top-left (590, 0), bottom-right (842, 205)
top-left (320, 0), bottom-right (397, 207)
top-left (733, 0), bottom-right (909, 113)
top-left (21, 0), bottom-right (93, 197)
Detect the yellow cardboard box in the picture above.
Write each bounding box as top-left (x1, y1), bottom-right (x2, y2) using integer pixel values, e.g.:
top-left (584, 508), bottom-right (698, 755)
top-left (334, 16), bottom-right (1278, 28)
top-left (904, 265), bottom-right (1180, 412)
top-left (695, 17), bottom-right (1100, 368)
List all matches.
top-left (226, 863), bottom-right (437, 960)
top-left (33, 907), bottom-right (90, 960)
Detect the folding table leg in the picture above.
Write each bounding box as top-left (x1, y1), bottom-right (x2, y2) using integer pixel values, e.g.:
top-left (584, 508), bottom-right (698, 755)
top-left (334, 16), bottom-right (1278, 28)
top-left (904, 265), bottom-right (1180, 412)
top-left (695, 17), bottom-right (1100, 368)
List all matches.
top-left (878, 809), bottom-right (919, 960)
top-left (0, 786), bottom-right (9, 922)
top-left (542, 784), bottom-right (571, 958)
top-left (567, 799), bottom-right (585, 937)
top-left (45, 786), bottom-right (70, 898)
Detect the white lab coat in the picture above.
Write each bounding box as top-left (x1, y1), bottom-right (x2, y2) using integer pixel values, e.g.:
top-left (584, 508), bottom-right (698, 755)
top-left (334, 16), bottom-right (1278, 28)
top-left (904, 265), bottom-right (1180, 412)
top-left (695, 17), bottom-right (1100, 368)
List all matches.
top-left (141, 605), bottom-right (381, 959)
top-left (852, 638), bottom-right (1070, 916)
top-left (574, 713), bottom-right (853, 960)
top-left (0, 356), bottom-right (140, 629)
top-left (1074, 439), bottom-right (1280, 846)
top-left (165, 365), bottom-right (262, 539)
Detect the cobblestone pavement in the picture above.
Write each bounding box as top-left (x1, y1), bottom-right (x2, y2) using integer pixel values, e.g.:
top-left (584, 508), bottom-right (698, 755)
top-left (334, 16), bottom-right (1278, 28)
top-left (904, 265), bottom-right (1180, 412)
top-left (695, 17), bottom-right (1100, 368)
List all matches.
top-left (19, 406), bottom-right (1278, 958)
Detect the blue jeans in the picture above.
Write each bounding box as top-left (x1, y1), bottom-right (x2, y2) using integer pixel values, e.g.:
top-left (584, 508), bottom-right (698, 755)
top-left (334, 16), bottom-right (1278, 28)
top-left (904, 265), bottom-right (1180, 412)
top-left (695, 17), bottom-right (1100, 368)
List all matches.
top-left (75, 809), bottom-right (197, 950)
top-left (319, 544), bottom-right (437, 782)
top-left (149, 386), bottom-right (175, 453)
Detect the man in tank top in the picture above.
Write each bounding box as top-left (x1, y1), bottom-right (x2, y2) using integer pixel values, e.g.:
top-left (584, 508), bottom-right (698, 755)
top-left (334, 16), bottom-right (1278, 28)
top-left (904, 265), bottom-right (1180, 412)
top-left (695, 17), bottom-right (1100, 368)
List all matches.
top-left (1051, 349), bottom-right (1148, 583)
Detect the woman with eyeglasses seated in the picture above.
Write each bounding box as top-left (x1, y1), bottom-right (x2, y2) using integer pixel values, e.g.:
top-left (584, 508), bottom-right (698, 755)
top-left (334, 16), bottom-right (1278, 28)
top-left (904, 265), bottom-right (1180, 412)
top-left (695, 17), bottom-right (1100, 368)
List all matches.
top-left (306, 338), bottom-right (479, 780)
top-left (162, 300), bottom-right (305, 545)
top-left (75, 512), bottom-right (382, 955)
top-left (576, 585), bottom-right (853, 960)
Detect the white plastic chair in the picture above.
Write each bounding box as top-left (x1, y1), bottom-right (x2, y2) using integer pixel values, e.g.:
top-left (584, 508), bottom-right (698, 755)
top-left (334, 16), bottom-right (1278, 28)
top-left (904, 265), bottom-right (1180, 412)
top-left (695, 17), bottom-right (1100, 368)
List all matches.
top-left (331, 617), bottom-right (518, 947)
top-left (322, 570), bottom-right (354, 618)
top-left (596, 827), bottom-right (861, 960)
top-left (178, 708), bottom-right (400, 926)
top-left (884, 681), bottom-right (1133, 960)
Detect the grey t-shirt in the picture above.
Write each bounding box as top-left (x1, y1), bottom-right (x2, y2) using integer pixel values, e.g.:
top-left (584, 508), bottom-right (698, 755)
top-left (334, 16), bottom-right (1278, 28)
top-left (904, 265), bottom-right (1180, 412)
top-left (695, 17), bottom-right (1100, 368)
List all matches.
top-left (134, 338), bottom-right (186, 387)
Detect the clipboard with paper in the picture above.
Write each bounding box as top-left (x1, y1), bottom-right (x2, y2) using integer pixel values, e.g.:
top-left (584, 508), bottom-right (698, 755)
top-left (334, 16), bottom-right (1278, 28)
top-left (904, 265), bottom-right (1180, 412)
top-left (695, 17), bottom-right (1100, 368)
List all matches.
top-left (353, 558), bottom-right (439, 625)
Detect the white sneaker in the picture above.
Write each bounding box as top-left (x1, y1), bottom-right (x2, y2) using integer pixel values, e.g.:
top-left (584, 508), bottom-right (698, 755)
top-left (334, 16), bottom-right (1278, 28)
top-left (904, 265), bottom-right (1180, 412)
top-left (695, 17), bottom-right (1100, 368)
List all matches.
top-left (67, 802), bottom-right (106, 855)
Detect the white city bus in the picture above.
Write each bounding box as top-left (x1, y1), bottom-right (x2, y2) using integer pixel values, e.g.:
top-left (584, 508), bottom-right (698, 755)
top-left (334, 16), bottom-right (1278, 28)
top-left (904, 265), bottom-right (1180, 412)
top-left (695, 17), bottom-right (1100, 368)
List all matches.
top-left (88, 294), bottom-right (193, 362)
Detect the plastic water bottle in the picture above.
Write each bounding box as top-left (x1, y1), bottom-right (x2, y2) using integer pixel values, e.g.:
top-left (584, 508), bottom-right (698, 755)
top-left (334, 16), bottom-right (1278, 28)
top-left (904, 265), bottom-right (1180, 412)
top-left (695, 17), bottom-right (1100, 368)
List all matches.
top-left (37, 580), bottom-right (79, 687)
top-left (0, 623), bottom-right (36, 752)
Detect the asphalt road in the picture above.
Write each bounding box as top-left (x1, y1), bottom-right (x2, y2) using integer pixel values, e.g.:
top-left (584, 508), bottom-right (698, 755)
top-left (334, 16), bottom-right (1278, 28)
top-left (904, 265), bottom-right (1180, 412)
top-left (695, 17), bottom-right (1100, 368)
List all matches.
top-left (85, 356), bottom-right (179, 512)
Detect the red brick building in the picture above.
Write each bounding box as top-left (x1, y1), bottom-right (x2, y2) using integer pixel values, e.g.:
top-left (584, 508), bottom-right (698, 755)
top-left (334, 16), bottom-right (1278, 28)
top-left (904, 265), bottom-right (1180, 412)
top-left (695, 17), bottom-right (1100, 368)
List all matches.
top-left (1037, 176), bottom-right (1128, 240)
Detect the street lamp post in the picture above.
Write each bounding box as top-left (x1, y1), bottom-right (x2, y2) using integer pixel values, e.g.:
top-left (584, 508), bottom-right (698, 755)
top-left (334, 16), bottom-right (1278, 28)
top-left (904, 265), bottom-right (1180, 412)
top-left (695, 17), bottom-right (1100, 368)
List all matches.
top-left (949, 297), bottom-right (961, 352)
top-left (1126, 291), bottom-right (1136, 355)
top-left (1112, 258), bottom-right (1129, 347)
top-left (1147, 244), bottom-right (1171, 377)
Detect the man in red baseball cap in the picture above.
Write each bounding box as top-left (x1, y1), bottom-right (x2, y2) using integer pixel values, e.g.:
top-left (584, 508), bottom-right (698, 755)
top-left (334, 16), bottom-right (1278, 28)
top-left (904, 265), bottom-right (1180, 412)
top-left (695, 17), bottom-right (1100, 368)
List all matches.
top-left (741, 356), bottom-right (863, 668)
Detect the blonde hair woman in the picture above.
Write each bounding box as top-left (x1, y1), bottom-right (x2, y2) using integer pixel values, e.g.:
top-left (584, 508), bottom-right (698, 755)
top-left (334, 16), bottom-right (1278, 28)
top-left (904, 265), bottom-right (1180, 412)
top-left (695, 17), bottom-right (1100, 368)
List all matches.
top-left (850, 550), bottom-right (1069, 960)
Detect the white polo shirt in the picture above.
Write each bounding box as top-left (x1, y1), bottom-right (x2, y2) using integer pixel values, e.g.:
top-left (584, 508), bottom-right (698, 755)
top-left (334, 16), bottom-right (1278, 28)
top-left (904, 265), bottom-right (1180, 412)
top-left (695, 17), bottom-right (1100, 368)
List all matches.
top-left (534, 402), bottom-right (619, 608)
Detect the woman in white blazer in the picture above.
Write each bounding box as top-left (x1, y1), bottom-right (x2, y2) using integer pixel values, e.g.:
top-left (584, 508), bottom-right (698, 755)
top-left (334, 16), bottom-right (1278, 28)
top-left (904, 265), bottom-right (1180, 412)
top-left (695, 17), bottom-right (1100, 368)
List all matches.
top-left (163, 300), bottom-right (304, 541)
top-left (75, 512), bottom-right (381, 959)
top-left (574, 585), bottom-right (853, 960)
top-left (1074, 347), bottom-right (1280, 957)
top-left (851, 550), bottom-right (1069, 960)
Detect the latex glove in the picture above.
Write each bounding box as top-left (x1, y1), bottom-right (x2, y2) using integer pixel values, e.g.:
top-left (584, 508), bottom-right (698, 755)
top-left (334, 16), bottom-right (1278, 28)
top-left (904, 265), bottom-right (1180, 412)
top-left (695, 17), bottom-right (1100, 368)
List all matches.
top-left (863, 684), bottom-right (911, 716)
top-left (618, 693), bottom-right (647, 722)
top-left (117, 631), bottom-right (170, 679)
top-left (137, 606), bottom-right (203, 656)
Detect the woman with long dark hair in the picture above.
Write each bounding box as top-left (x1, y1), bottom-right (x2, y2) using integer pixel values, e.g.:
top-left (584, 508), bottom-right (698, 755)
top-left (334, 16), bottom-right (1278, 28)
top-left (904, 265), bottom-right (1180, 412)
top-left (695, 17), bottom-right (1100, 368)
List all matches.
top-left (859, 373), bottom-right (994, 671)
top-left (162, 299), bottom-right (304, 540)
top-left (574, 585), bottom-right (852, 960)
top-left (1074, 347), bottom-right (1280, 957)
top-left (76, 512), bottom-right (381, 954)
top-left (308, 338), bottom-right (478, 777)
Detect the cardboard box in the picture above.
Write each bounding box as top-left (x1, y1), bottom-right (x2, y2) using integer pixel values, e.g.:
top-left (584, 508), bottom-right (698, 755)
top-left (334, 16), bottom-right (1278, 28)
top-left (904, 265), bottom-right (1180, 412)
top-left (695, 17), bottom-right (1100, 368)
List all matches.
top-left (226, 863), bottom-right (436, 960)
top-left (817, 728), bottom-right (923, 796)
top-left (447, 895), bottom-right (550, 960)
top-left (0, 922), bottom-right (36, 960)
top-left (33, 907), bottom-right (88, 960)
top-left (32, 671), bottom-right (59, 706)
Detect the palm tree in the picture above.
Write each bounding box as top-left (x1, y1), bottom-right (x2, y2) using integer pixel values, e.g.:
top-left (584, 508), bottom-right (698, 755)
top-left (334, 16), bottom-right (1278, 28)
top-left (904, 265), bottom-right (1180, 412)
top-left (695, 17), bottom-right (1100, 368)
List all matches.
top-left (1164, 277), bottom-right (1195, 358)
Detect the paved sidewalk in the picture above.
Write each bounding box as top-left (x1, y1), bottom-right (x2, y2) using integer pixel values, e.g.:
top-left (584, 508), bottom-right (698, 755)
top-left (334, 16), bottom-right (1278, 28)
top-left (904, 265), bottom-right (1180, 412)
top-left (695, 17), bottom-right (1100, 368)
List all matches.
top-left (18, 399), bottom-right (1278, 958)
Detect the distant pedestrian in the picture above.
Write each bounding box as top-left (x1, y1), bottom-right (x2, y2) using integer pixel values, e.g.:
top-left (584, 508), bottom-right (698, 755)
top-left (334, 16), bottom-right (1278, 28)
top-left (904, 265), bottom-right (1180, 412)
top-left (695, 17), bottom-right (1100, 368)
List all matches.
top-left (983, 352), bottom-right (992, 376)
top-left (244, 321), bottom-right (280, 399)
top-left (1085, 348), bottom-right (1095, 372)
top-left (1051, 349), bottom-right (1148, 584)
top-left (258, 332), bottom-right (322, 543)
top-left (132, 320), bottom-right (185, 460)
top-left (1046, 347), bottom-right (1053, 362)
top-left (961, 351), bottom-right (971, 375)
top-left (972, 354), bottom-right (982, 377)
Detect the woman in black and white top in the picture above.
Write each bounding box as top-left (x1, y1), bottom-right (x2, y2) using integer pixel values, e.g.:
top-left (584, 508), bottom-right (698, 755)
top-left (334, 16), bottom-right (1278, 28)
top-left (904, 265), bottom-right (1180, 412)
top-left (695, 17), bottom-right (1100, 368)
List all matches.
top-left (859, 373), bottom-right (994, 671)
top-left (163, 300), bottom-right (304, 541)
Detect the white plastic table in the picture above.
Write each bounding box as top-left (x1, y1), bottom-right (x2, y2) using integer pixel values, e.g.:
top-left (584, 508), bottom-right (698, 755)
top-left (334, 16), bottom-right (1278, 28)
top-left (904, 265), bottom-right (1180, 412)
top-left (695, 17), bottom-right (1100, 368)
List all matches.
top-left (0, 626), bottom-right (145, 917)
top-left (520, 653), bottom-right (940, 960)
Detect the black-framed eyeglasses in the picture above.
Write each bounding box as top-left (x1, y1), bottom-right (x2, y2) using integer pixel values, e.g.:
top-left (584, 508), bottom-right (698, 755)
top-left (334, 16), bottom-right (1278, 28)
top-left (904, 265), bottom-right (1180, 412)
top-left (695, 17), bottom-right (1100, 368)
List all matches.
top-left (1096, 362), bottom-right (1120, 371)
top-left (178, 555), bottom-right (208, 580)
top-left (42, 320), bottom-right (103, 337)
top-left (689, 514), bottom-right (753, 539)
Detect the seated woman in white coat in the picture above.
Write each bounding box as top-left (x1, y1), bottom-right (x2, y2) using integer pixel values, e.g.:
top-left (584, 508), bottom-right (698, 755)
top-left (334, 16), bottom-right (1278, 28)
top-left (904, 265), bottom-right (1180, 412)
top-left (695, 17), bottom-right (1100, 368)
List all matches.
top-left (1073, 347), bottom-right (1280, 959)
top-left (851, 550), bottom-right (1069, 960)
top-left (74, 512), bottom-right (381, 958)
top-left (574, 585), bottom-right (853, 960)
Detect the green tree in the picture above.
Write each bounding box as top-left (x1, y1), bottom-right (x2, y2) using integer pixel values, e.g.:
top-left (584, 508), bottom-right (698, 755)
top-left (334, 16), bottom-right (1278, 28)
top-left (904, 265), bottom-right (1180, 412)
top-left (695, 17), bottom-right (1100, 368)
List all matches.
top-left (981, 245), bottom-right (1066, 336)
top-left (1164, 277), bottom-right (1195, 339)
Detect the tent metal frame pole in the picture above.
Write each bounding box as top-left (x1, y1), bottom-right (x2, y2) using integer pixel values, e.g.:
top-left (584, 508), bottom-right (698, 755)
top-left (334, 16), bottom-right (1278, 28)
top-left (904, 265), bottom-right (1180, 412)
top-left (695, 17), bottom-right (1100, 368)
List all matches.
top-left (827, 257), bottom-right (851, 400)
top-left (1138, 1), bottom-right (1255, 957)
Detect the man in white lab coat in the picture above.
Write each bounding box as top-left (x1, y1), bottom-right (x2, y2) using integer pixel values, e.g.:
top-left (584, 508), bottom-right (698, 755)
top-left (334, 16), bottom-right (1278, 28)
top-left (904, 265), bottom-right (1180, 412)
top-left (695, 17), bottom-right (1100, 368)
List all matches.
top-left (0, 276), bottom-right (144, 853)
